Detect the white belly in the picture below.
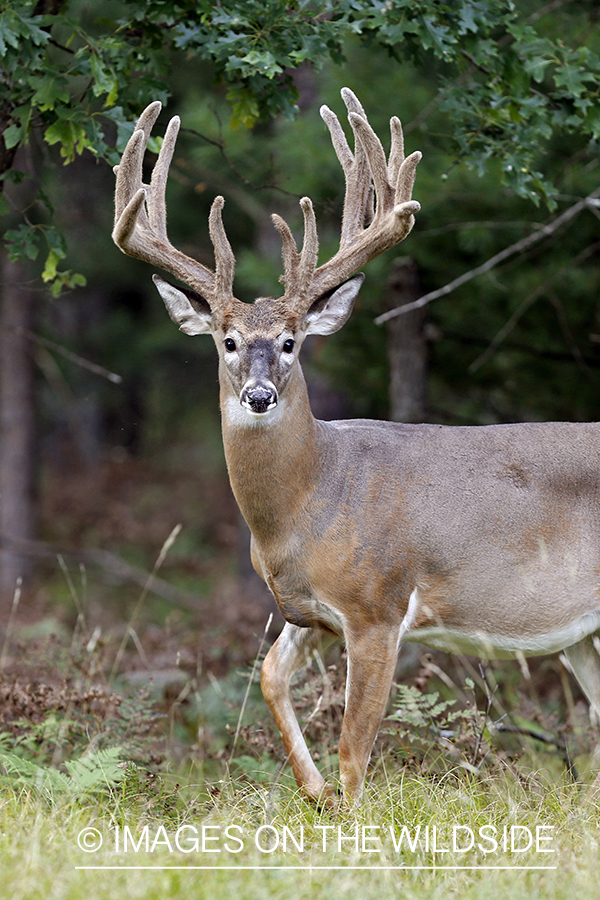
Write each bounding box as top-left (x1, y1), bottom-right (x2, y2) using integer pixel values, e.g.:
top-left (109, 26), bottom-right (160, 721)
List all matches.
top-left (404, 609), bottom-right (600, 659)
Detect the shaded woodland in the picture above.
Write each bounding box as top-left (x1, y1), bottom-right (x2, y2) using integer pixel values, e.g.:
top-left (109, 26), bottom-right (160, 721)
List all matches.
top-left (1, 0), bottom-right (600, 734)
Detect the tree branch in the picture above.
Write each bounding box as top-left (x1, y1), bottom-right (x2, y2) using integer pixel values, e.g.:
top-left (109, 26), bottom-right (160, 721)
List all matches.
top-left (375, 187), bottom-right (600, 325)
top-left (468, 240), bottom-right (600, 372)
top-left (7, 327), bottom-right (123, 384)
top-left (0, 534), bottom-right (201, 611)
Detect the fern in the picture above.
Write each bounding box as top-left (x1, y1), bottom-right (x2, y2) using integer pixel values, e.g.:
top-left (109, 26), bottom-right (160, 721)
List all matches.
top-left (381, 683), bottom-right (490, 771)
top-left (387, 684), bottom-right (461, 731)
top-left (0, 735), bottom-right (125, 799)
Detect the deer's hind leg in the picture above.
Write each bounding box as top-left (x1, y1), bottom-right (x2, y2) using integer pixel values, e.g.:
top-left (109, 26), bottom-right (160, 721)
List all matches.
top-left (564, 635), bottom-right (600, 723)
top-left (261, 621), bottom-right (337, 801)
top-left (563, 635), bottom-right (600, 789)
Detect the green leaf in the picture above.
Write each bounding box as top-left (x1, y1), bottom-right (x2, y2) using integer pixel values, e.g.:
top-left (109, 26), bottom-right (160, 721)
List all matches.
top-left (553, 63), bottom-right (596, 98)
top-left (28, 72), bottom-right (70, 111)
top-left (524, 56), bottom-right (552, 84)
top-left (226, 86), bottom-right (260, 129)
top-left (584, 106), bottom-right (600, 140)
top-left (16, 11), bottom-right (50, 49)
top-left (89, 51), bottom-right (120, 107)
top-left (3, 123), bottom-right (24, 150)
top-left (103, 106), bottom-right (136, 154)
top-left (45, 227), bottom-right (67, 257)
top-left (44, 118), bottom-right (89, 163)
top-left (42, 248), bottom-right (61, 283)
top-left (48, 270), bottom-right (87, 298)
top-left (459, 4), bottom-right (479, 35)
top-left (239, 49), bottom-right (283, 79)
top-left (421, 15), bottom-right (456, 56)
top-left (0, 169), bottom-right (28, 186)
top-left (36, 186), bottom-right (55, 217)
top-left (0, 12), bottom-right (21, 57)
top-left (5, 225), bottom-right (40, 262)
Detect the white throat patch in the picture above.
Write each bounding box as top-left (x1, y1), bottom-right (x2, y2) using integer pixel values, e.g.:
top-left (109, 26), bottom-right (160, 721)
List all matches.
top-left (223, 395), bottom-right (287, 428)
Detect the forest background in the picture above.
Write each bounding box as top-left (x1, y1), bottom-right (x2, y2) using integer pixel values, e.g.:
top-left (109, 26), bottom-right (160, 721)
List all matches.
top-left (1, 0), bottom-right (600, 777)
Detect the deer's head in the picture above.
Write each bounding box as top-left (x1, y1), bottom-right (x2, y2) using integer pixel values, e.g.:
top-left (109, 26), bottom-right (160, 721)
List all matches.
top-left (153, 272), bottom-right (364, 420)
top-left (112, 90), bottom-right (421, 421)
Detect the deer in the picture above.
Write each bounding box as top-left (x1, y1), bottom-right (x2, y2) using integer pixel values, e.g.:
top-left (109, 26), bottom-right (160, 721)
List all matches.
top-left (112, 89), bottom-right (600, 803)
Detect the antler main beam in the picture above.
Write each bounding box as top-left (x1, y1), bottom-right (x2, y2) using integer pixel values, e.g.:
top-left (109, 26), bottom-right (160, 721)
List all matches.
top-left (112, 101), bottom-right (236, 306)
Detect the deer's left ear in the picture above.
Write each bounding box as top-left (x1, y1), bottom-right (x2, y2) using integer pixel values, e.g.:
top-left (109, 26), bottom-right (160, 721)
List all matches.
top-left (303, 274), bottom-right (364, 336)
top-left (153, 274), bottom-right (214, 335)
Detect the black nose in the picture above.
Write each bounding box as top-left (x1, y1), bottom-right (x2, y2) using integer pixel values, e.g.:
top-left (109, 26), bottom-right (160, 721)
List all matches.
top-left (241, 385), bottom-right (277, 413)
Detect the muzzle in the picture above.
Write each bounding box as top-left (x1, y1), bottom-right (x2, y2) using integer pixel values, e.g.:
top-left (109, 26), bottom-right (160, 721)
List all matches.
top-left (240, 385), bottom-right (278, 414)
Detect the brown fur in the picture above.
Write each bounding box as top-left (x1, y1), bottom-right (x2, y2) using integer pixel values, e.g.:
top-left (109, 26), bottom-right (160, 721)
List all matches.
top-left (113, 92), bottom-right (600, 804)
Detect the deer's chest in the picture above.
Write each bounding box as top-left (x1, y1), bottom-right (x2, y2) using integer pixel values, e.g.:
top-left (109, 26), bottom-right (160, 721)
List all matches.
top-left (250, 539), bottom-right (345, 635)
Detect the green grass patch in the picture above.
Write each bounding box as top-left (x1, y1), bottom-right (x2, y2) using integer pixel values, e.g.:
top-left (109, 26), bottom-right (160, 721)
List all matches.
top-left (0, 766), bottom-right (598, 899)
top-left (0, 602), bottom-right (599, 897)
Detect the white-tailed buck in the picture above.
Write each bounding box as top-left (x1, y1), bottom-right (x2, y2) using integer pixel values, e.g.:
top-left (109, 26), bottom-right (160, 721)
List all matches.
top-left (113, 90), bottom-right (600, 802)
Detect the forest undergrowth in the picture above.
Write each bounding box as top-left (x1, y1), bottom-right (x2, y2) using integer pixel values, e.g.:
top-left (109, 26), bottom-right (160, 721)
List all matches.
top-left (0, 570), bottom-right (599, 899)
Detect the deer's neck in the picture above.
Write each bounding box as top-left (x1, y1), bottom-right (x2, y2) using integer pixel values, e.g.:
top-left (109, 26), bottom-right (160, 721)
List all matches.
top-left (220, 366), bottom-right (321, 543)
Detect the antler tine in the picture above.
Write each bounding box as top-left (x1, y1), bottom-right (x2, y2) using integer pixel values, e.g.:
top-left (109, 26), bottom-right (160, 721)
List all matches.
top-left (306, 89), bottom-right (421, 300)
top-left (148, 113), bottom-right (180, 242)
top-left (388, 116), bottom-right (405, 187)
top-left (340, 86), bottom-right (367, 120)
top-left (342, 90), bottom-right (376, 235)
top-left (113, 101), bottom-right (241, 306)
top-left (271, 196), bottom-right (318, 305)
top-left (298, 197), bottom-right (319, 286)
top-left (272, 213), bottom-right (300, 290)
top-left (321, 94), bottom-right (373, 246)
top-left (320, 102), bottom-right (353, 172)
top-left (209, 196), bottom-right (236, 298)
top-left (396, 150), bottom-right (422, 209)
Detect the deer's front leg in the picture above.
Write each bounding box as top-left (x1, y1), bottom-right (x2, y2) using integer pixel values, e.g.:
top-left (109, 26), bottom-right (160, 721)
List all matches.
top-left (338, 624), bottom-right (400, 801)
top-left (261, 622), bottom-right (337, 802)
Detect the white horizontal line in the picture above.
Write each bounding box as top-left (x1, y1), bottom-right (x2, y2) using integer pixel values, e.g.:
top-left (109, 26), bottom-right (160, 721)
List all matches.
top-left (75, 865), bottom-right (558, 871)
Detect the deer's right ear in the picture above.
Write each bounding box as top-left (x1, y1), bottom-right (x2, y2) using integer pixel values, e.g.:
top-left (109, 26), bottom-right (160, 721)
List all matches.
top-left (153, 274), bottom-right (213, 335)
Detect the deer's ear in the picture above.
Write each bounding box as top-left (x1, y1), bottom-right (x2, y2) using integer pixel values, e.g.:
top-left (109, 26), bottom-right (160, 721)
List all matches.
top-left (304, 274), bottom-right (364, 336)
top-left (153, 274), bottom-right (213, 335)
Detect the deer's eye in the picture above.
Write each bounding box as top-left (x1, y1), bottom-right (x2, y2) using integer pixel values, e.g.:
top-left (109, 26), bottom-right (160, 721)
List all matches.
top-left (282, 339), bottom-right (295, 354)
top-left (224, 338), bottom-right (237, 353)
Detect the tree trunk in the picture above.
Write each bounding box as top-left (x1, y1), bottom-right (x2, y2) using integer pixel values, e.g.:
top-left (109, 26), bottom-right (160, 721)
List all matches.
top-left (0, 252), bottom-right (37, 601)
top-left (385, 257), bottom-right (427, 423)
top-left (385, 257), bottom-right (428, 677)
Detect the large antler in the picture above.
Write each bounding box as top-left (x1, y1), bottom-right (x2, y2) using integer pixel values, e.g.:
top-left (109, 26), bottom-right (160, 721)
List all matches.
top-left (112, 101), bottom-right (236, 309)
top-left (114, 92), bottom-right (420, 317)
top-left (273, 88), bottom-right (421, 309)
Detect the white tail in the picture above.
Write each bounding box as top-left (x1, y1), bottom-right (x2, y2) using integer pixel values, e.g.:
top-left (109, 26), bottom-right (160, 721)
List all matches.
top-left (113, 90), bottom-right (600, 802)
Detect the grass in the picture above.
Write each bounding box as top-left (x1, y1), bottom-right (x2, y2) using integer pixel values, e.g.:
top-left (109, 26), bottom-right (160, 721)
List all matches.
top-left (1, 552), bottom-right (600, 899)
top-left (0, 765), bottom-right (598, 899)
top-left (0, 639), bottom-right (599, 900)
